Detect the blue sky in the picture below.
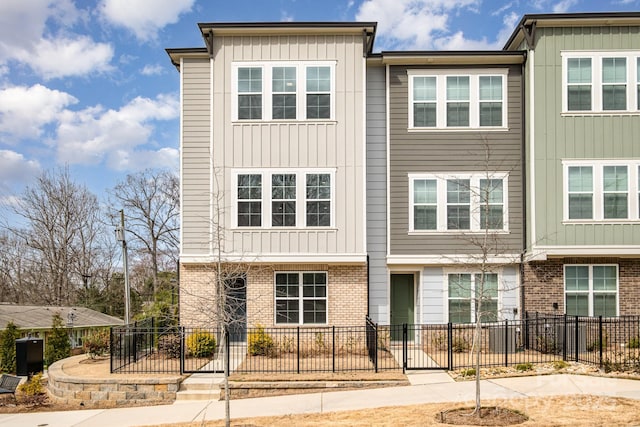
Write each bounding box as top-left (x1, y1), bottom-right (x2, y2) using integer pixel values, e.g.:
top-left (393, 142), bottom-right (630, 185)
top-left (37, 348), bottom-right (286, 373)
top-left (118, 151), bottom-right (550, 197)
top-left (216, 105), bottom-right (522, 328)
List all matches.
top-left (0, 0), bottom-right (638, 209)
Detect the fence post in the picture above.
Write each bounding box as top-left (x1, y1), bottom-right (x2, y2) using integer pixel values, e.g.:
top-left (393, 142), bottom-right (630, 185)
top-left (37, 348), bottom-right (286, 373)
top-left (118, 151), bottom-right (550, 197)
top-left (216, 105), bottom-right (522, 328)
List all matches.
top-left (180, 326), bottom-right (185, 375)
top-left (133, 325), bottom-right (138, 363)
top-left (332, 326), bottom-right (335, 373)
top-left (448, 323), bottom-right (453, 371)
top-left (562, 314), bottom-right (567, 361)
top-left (524, 312), bottom-right (529, 350)
top-left (504, 319), bottom-right (509, 367)
top-left (297, 327), bottom-right (300, 374)
top-left (598, 316), bottom-right (603, 369)
top-left (374, 322), bottom-right (378, 373)
top-left (109, 327), bottom-right (114, 373)
top-left (574, 315), bottom-right (579, 362)
top-left (226, 327), bottom-right (230, 377)
top-left (402, 324), bottom-right (407, 373)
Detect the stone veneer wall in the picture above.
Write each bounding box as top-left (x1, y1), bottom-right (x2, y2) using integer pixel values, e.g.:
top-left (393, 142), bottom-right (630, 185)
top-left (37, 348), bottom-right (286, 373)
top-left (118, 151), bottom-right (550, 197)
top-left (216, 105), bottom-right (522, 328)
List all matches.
top-left (47, 356), bottom-right (183, 407)
top-left (180, 263), bottom-right (368, 327)
top-left (523, 257), bottom-right (640, 315)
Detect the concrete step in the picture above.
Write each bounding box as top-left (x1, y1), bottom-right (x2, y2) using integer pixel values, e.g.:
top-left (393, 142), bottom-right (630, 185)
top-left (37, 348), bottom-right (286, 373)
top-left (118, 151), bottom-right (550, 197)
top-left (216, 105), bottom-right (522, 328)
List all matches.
top-left (176, 373), bottom-right (223, 401)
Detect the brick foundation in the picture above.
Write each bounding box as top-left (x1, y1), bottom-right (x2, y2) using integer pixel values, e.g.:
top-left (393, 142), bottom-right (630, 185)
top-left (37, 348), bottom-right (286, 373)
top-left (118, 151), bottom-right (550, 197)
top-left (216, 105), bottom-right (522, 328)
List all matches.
top-left (180, 263), bottom-right (368, 328)
top-left (523, 257), bottom-right (640, 315)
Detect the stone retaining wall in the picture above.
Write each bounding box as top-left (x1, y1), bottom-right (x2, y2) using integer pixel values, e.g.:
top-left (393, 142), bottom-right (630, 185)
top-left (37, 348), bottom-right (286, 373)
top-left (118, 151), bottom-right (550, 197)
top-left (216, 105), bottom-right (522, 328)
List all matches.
top-left (47, 355), bottom-right (184, 408)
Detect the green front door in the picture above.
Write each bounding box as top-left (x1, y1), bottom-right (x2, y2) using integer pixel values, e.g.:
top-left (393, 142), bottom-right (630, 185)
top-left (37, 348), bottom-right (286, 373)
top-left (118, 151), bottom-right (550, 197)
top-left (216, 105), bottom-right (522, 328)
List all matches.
top-left (390, 274), bottom-right (414, 340)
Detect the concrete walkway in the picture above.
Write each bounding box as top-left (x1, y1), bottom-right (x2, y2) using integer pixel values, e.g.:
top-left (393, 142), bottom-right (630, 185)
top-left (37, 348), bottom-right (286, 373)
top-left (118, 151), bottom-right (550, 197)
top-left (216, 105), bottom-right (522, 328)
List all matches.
top-left (1, 373), bottom-right (639, 427)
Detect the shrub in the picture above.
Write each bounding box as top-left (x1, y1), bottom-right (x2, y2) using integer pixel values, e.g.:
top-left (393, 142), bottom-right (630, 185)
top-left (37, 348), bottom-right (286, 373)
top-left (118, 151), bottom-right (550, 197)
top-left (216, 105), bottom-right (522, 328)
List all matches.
top-left (248, 325), bottom-right (274, 356)
top-left (627, 337), bottom-right (640, 349)
top-left (431, 332), bottom-right (448, 351)
top-left (552, 360), bottom-right (570, 370)
top-left (536, 335), bottom-right (557, 354)
top-left (587, 334), bottom-right (607, 352)
top-left (18, 373), bottom-right (45, 396)
top-left (186, 331), bottom-right (216, 358)
top-left (159, 334), bottom-right (182, 358)
top-left (0, 321), bottom-right (20, 373)
top-left (83, 329), bottom-right (110, 358)
top-left (460, 368), bottom-right (476, 376)
top-left (45, 313), bottom-right (71, 366)
top-left (452, 337), bottom-right (470, 353)
top-left (515, 362), bottom-right (533, 372)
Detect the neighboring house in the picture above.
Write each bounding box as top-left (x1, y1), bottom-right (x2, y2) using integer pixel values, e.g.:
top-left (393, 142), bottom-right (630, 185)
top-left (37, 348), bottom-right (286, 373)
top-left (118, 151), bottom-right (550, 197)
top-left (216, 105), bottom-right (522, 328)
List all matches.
top-left (167, 22), bottom-right (377, 329)
top-left (366, 50), bottom-right (526, 326)
top-left (505, 12), bottom-right (640, 316)
top-left (0, 305), bottom-right (123, 350)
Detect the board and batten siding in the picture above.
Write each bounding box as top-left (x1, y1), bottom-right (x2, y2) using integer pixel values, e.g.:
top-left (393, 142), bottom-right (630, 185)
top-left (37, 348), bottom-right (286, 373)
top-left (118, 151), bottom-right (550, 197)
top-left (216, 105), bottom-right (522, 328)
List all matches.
top-left (366, 64), bottom-right (388, 323)
top-left (387, 64), bottom-right (525, 256)
top-left (208, 34), bottom-right (366, 257)
top-left (531, 26), bottom-right (640, 247)
top-left (181, 57), bottom-right (212, 256)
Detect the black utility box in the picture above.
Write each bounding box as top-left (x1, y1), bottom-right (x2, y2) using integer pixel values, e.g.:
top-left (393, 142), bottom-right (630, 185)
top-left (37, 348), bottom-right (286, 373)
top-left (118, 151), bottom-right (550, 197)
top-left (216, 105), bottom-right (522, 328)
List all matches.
top-left (16, 338), bottom-right (44, 376)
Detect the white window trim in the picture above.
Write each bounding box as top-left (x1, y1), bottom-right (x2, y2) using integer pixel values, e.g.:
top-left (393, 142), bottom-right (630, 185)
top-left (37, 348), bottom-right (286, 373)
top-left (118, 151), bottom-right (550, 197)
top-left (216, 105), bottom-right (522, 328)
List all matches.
top-left (407, 69), bottom-right (509, 131)
top-left (562, 159), bottom-right (640, 223)
top-left (232, 168), bottom-right (336, 229)
top-left (274, 271), bottom-right (328, 325)
top-left (563, 264), bottom-right (619, 317)
top-left (443, 270), bottom-right (502, 323)
top-left (408, 172), bottom-right (509, 233)
top-left (232, 61), bottom-right (336, 122)
top-left (562, 50), bottom-right (640, 115)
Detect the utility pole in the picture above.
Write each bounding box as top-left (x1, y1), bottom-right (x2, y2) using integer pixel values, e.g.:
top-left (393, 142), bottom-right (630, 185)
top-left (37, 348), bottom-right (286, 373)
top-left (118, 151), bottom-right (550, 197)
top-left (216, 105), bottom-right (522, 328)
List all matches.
top-left (115, 210), bottom-right (131, 324)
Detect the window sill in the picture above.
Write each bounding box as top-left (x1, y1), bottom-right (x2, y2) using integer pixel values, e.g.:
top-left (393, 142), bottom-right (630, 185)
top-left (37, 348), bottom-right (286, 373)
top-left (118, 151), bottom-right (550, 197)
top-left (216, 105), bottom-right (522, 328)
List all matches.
top-left (232, 119), bottom-right (337, 125)
top-left (408, 230), bottom-right (510, 235)
top-left (562, 220), bottom-right (640, 225)
top-left (407, 127), bottom-right (510, 133)
top-left (232, 227), bottom-right (338, 231)
top-left (561, 111), bottom-right (640, 117)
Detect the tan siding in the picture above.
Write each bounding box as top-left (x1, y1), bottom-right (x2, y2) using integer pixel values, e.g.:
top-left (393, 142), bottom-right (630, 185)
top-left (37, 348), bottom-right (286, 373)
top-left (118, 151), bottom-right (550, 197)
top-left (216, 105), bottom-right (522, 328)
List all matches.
top-left (388, 64), bottom-right (525, 255)
top-left (181, 58), bottom-right (211, 255)
top-left (210, 34), bottom-right (365, 256)
top-left (533, 26), bottom-right (640, 247)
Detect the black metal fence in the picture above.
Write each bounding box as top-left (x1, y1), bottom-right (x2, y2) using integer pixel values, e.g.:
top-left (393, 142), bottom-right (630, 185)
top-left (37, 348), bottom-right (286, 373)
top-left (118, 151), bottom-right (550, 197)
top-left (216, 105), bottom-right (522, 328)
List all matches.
top-left (111, 314), bottom-right (640, 375)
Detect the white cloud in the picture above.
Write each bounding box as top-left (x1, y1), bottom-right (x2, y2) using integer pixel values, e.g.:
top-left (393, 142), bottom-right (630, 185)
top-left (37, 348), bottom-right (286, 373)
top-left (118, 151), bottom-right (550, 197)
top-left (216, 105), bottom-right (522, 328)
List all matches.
top-left (54, 94), bottom-right (179, 169)
top-left (0, 150), bottom-right (41, 182)
top-left (356, 0), bottom-right (482, 50)
top-left (0, 0), bottom-right (113, 79)
top-left (0, 84), bottom-right (77, 140)
top-left (99, 0), bottom-right (195, 41)
top-left (13, 37), bottom-right (113, 80)
top-left (553, 0), bottom-right (579, 13)
top-left (108, 147), bottom-right (179, 171)
top-left (140, 64), bottom-right (164, 76)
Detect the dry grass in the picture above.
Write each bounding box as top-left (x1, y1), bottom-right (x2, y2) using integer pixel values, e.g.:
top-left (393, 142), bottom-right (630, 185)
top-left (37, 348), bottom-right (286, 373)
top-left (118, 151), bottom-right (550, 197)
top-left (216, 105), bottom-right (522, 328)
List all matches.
top-left (153, 395), bottom-right (640, 426)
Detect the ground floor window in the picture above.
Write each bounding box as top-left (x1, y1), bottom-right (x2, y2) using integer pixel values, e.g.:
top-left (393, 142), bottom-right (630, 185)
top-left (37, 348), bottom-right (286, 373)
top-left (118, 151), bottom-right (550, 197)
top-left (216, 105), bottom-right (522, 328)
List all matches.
top-left (564, 265), bottom-right (618, 317)
top-left (448, 273), bottom-right (498, 323)
top-left (275, 272), bottom-right (327, 324)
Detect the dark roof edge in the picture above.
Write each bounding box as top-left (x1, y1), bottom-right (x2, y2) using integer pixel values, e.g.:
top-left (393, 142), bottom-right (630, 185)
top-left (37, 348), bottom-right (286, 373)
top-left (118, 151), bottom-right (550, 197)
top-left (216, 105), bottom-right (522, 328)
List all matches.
top-left (504, 11), bottom-right (640, 50)
top-left (198, 21), bottom-right (377, 30)
top-left (381, 50), bottom-right (525, 57)
top-left (165, 47), bottom-right (208, 54)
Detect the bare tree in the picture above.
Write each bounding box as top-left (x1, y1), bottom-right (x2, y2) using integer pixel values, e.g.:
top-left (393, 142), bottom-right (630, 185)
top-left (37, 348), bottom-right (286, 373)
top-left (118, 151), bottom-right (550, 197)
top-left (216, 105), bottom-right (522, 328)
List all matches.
top-left (108, 169), bottom-right (179, 298)
top-left (8, 168), bottom-right (105, 305)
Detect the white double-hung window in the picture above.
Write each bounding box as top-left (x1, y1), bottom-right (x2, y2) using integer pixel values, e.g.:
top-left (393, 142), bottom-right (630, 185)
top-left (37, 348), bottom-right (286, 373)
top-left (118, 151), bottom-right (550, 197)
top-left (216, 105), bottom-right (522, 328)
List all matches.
top-left (408, 69), bottom-right (508, 130)
top-left (233, 62), bottom-right (335, 121)
top-left (233, 169), bottom-right (335, 229)
top-left (563, 51), bottom-right (640, 114)
top-left (564, 160), bottom-right (640, 222)
top-left (409, 173), bottom-right (508, 232)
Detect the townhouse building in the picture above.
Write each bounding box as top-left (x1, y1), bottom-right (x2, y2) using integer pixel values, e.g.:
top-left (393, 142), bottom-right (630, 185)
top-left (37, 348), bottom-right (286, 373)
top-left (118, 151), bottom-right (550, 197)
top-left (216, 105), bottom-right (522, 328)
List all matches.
top-left (167, 22), bottom-right (376, 330)
top-left (505, 13), bottom-right (640, 317)
top-left (169, 12), bottom-right (640, 333)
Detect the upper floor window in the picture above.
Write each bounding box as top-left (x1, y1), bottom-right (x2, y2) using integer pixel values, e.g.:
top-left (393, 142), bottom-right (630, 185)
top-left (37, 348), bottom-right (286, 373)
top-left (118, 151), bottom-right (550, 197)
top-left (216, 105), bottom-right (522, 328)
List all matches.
top-left (563, 51), bottom-right (640, 114)
top-left (563, 160), bottom-right (640, 222)
top-left (409, 173), bottom-right (508, 233)
top-left (233, 169), bottom-right (335, 229)
top-left (408, 69), bottom-right (508, 130)
top-left (233, 62), bottom-right (335, 121)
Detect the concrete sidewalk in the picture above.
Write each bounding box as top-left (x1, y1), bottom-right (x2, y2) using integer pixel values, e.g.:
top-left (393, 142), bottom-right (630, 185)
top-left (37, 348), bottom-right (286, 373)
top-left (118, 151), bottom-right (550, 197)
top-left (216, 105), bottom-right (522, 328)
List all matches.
top-left (1, 373), bottom-right (639, 427)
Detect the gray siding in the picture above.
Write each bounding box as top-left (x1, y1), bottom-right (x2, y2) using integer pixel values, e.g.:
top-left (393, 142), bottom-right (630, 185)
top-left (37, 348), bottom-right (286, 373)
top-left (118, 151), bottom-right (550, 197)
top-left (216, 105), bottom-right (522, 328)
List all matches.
top-left (366, 65), bottom-right (388, 323)
top-left (388, 64), bottom-right (525, 256)
top-left (181, 58), bottom-right (211, 255)
top-left (530, 26), bottom-right (640, 247)
top-left (501, 266), bottom-right (518, 321)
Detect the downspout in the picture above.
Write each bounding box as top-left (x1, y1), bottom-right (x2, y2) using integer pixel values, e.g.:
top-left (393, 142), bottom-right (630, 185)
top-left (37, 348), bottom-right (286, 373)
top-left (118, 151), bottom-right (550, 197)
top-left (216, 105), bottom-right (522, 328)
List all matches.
top-left (520, 55), bottom-right (527, 319)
